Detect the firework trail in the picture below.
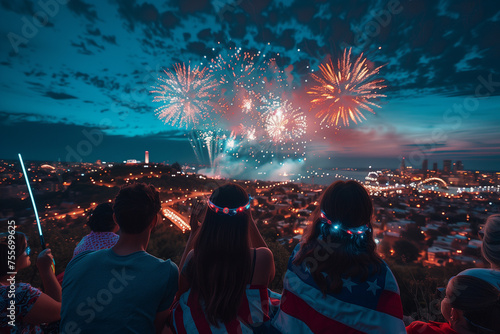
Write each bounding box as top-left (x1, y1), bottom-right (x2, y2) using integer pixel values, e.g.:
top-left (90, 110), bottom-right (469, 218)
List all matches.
top-left (151, 63), bottom-right (218, 129)
top-left (308, 48), bottom-right (386, 127)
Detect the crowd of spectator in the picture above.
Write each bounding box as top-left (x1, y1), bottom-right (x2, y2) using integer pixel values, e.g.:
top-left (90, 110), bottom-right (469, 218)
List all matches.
top-left (1, 181), bottom-right (499, 333)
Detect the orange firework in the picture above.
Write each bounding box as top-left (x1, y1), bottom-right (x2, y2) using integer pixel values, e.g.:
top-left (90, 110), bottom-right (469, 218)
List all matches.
top-left (308, 48), bottom-right (386, 127)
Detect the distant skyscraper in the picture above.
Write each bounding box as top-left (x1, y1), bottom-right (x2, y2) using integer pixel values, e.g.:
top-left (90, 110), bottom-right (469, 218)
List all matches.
top-left (433, 162), bottom-right (438, 172)
top-left (443, 160), bottom-right (452, 173)
top-left (400, 157), bottom-right (406, 171)
top-left (456, 160), bottom-right (463, 171)
top-left (145, 151), bottom-right (149, 164)
top-left (422, 159), bottom-right (428, 172)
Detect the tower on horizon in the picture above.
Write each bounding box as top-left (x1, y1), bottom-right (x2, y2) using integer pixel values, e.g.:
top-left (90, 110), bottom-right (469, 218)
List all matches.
top-left (145, 151), bottom-right (149, 164)
top-left (400, 157), bottom-right (406, 172)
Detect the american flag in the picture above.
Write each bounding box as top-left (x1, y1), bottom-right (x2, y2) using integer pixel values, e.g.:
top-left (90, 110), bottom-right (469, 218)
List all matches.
top-left (172, 285), bottom-right (280, 333)
top-left (272, 245), bottom-right (406, 334)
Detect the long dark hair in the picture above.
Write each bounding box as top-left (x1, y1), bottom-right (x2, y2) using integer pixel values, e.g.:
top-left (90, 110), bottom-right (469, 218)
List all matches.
top-left (449, 275), bottom-right (500, 334)
top-left (1, 231), bottom-right (28, 276)
top-left (294, 180), bottom-right (381, 294)
top-left (187, 184), bottom-right (252, 326)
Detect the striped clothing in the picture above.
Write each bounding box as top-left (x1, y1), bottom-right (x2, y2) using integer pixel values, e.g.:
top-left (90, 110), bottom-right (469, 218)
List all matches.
top-left (173, 285), bottom-right (280, 334)
top-left (272, 245), bottom-right (406, 334)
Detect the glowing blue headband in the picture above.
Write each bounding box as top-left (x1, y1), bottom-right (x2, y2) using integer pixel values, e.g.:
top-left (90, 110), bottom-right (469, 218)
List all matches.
top-left (207, 196), bottom-right (252, 216)
top-left (320, 211), bottom-right (370, 238)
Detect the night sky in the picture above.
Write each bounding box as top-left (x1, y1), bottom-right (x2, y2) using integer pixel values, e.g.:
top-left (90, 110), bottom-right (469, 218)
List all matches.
top-left (1, 0), bottom-right (499, 175)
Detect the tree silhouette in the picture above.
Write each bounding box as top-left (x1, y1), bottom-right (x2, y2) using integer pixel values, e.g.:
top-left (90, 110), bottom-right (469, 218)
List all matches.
top-left (393, 240), bottom-right (419, 264)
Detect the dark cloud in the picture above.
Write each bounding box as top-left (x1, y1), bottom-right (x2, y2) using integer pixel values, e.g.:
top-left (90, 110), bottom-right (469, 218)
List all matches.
top-left (117, 1), bottom-right (162, 31)
top-left (25, 81), bottom-right (43, 87)
top-left (24, 70), bottom-right (46, 77)
top-left (70, 41), bottom-right (93, 55)
top-left (160, 11), bottom-right (179, 29)
top-left (85, 38), bottom-right (105, 50)
top-left (402, 143), bottom-right (447, 149)
top-left (186, 41), bottom-right (213, 57)
top-left (44, 92), bottom-right (77, 100)
top-left (67, 0), bottom-right (98, 22)
top-left (0, 111), bottom-right (58, 124)
top-left (175, 0), bottom-right (210, 14)
top-left (87, 28), bottom-right (101, 36)
top-left (102, 35), bottom-right (117, 45)
top-left (0, 0), bottom-right (35, 15)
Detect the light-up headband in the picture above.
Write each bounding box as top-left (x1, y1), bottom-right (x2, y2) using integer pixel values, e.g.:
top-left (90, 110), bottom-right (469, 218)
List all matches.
top-left (207, 196), bottom-right (252, 216)
top-left (320, 211), bottom-right (370, 238)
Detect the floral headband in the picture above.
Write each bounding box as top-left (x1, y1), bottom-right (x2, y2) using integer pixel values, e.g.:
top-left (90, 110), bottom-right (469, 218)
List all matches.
top-left (207, 196), bottom-right (252, 216)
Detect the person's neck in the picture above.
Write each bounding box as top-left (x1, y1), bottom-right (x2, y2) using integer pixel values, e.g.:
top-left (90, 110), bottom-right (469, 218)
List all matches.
top-left (450, 320), bottom-right (478, 334)
top-left (111, 230), bottom-right (151, 256)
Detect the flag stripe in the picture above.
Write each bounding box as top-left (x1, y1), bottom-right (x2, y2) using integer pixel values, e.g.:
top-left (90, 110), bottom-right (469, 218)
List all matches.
top-left (238, 289), bottom-right (252, 325)
top-left (224, 319), bottom-right (242, 334)
top-left (259, 287), bottom-right (270, 322)
top-left (173, 300), bottom-right (187, 334)
top-left (187, 290), bottom-right (213, 333)
top-left (376, 290), bottom-right (403, 319)
top-left (283, 270), bottom-right (406, 333)
top-left (384, 267), bottom-right (400, 294)
top-left (281, 289), bottom-right (365, 334)
top-left (173, 286), bottom-right (275, 334)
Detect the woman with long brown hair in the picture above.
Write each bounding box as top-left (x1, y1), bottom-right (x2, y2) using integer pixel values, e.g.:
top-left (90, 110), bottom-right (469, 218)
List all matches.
top-left (272, 180), bottom-right (406, 333)
top-left (171, 183), bottom-right (275, 333)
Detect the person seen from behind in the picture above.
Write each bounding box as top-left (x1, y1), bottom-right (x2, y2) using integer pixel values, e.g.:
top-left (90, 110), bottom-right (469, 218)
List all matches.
top-left (171, 183), bottom-right (276, 333)
top-left (272, 180), bottom-right (406, 333)
top-left (61, 183), bottom-right (178, 334)
top-left (481, 214), bottom-right (500, 270)
top-left (406, 269), bottom-right (500, 334)
top-left (73, 202), bottom-right (119, 257)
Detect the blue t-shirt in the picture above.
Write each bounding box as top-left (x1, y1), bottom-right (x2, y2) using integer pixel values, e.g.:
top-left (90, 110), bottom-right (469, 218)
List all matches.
top-left (60, 249), bottom-right (178, 334)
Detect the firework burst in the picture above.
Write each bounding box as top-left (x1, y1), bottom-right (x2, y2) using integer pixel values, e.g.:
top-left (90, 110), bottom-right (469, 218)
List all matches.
top-left (264, 100), bottom-right (306, 143)
top-left (151, 63), bottom-right (218, 129)
top-left (211, 48), bottom-right (260, 88)
top-left (209, 48), bottom-right (263, 112)
top-left (308, 48), bottom-right (386, 127)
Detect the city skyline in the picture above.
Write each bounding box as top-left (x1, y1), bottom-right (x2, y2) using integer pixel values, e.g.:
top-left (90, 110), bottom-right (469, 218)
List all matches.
top-left (1, 0), bottom-right (499, 174)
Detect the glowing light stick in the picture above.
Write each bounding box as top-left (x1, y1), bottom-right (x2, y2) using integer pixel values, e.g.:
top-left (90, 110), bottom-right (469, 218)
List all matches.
top-left (18, 154), bottom-right (46, 248)
top-left (18, 154), bottom-right (55, 272)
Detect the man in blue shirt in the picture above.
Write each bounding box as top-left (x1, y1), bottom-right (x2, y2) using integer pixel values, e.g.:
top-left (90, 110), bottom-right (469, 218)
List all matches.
top-left (61, 183), bottom-right (179, 334)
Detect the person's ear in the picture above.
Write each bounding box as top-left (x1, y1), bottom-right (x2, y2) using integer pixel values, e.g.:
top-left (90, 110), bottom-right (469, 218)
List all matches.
top-left (450, 308), bottom-right (463, 323)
